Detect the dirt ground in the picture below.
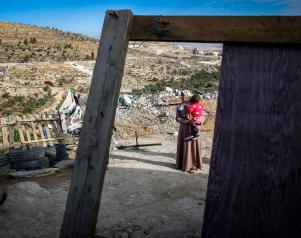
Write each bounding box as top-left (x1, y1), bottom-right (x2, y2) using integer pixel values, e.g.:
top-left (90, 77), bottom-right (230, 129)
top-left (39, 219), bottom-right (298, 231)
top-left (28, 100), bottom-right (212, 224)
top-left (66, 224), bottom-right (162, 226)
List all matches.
top-left (0, 132), bottom-right (213, 238)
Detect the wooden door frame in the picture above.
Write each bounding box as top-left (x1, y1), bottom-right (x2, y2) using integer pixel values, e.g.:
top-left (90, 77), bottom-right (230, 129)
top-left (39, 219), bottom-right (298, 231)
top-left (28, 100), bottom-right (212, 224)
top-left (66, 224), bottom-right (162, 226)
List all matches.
top-left (60, 10), bottom-right (301, 238)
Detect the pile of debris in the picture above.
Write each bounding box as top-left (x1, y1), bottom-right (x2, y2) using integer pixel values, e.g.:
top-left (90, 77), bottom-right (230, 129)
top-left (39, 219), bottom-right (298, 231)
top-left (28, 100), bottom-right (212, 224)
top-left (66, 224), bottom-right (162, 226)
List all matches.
top-left (113, 87), bottom-right (217, 140)
top-left (118, 87), bottom-right (218, 109)
top-left (56, 87), bottom-right (217, 140)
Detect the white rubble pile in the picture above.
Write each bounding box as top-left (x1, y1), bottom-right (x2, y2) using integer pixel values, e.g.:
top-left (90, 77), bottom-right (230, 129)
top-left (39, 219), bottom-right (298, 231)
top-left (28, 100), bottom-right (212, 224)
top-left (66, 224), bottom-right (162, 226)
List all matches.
top-left (117, 87), bottom-right (217, 114)
top-left (115, 87), bottom-right (216, 136)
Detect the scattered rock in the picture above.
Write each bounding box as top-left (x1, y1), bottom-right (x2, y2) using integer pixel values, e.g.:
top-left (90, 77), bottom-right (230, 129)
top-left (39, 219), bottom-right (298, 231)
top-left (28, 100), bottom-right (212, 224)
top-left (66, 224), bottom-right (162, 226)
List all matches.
top-left (54, 160), bottom-right (75, 169)
top-left (8, 168), bottom-right (58, 178)
top-left (0, 182), bottom-right (50, 212)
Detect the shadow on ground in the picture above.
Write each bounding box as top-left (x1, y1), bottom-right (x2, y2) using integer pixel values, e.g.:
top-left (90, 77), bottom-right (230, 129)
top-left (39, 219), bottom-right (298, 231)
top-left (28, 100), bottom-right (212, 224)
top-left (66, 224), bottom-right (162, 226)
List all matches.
top-left (0, 145), bottom-right (209, 238)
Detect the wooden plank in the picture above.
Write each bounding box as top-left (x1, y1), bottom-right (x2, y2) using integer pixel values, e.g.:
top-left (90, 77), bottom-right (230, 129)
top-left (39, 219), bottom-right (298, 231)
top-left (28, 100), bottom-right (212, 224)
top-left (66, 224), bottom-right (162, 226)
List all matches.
top-left (30, 116), bottom-right (38, 145)
top-left (130, 16), bottom-right (301, 43)
top-left (20, 137), bottom-right (63, 144)
top-left (16, 116), bottom-right (25, 146)
top-left (0, 118), bottom-right (8, 147)
top-left (0, 118), bottom-right (4, 149)
top-left (22, 116), bottom-right (32, 143)
top-left (60, 10), bottom-right (133, 238)
top-left (43, 114), bottom-right (53, 146)
top-left (0, 144), bottom-right (15, 151)
top-left (1, 118), bottom-right (9, 154)
top-left (46, 114), bottom-right (63, 142)
top-left (50, 120), bottom-right (60, 138)
top-left (202, 44), bottom-right (301, 238)
top-left (36, 116), bottom-right (47, 147)
top-left (6, 116), bottom-right (15, 147)
top-left (18, 118), bottom-right (58, 122)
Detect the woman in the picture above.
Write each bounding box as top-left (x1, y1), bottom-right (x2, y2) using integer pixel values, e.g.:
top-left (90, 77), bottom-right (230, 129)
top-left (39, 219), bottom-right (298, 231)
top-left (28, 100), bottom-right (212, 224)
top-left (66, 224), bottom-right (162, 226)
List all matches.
top-left (176, 90), bottom-right (202, 173)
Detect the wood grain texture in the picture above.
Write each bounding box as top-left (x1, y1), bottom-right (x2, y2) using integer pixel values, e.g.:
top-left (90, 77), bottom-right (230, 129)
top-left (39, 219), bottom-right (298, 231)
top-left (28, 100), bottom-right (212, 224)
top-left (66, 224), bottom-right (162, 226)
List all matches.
top-left (8, 126), bottom-right (14, 146)
top-left (30, 120), bottom-right (38, 145)
top-left (16, 116), bottom-right (25, 146)
top-left (0, 118), bottom-right (8, 146)
top-left (130, 16), bottom-right (301, 43)
top-left (42, 115), bottom-right (53, 146)
top-left (37, 119), bottom-right (46, 147)
top-left (202, 44), bottom-right (301, 238)
top-left (60, 10), bottom-right (133, 238)
top-left (22, 116), bottom-right (31, 143)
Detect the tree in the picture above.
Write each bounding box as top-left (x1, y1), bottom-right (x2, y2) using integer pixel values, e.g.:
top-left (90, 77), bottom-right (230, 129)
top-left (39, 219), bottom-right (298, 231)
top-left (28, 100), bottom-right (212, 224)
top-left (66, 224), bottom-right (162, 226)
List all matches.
top-left (24, 38), bottom-right (28, 45)
top-left (91, 51), bottom-right (95, 60)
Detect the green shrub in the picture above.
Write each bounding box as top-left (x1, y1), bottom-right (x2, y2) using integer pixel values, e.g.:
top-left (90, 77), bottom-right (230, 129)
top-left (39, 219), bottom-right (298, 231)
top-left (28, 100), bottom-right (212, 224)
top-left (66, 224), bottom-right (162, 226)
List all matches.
top-left (2, 92), bottom-right (10, 98)
top-left (132, 69), bottom-right (220, 95)
top-left (29, 37), bottom-right (37, 44)
top-left (64, 44), bottom-right (73, 49)
top-left (84, 54), bottom-right (91, 60)
top-left (21, 55), bottom-right (30, 63)
top-left (43, 85), bottom-right (51, 92)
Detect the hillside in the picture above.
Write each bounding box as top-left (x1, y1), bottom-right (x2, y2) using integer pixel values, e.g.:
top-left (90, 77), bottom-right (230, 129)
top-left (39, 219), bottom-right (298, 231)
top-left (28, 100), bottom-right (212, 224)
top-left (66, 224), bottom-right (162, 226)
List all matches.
top-left (0, 22), bottom-right (99, 63)
top-left (0, 22), bottom-right (222, 118)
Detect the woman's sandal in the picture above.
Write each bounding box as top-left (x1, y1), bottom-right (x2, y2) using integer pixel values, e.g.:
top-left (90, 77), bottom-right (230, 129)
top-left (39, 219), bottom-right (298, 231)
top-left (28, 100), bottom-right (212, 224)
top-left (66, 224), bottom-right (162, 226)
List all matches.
top-left (188, 169), bottom-right (196, 174)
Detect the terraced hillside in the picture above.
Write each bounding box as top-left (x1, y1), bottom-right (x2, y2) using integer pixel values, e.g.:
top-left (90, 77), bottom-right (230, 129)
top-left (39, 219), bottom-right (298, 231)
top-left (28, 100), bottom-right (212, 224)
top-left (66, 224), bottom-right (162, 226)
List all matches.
top-left (0, 22), bottom-right (99, 63)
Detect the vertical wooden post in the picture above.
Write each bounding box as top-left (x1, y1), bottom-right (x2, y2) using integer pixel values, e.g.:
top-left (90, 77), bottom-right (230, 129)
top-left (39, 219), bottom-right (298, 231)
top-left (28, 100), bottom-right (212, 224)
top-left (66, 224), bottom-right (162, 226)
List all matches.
top-left (30, 115), bottom-right (38, 145)
top-left (60, 10), bottom-right (133, 238)
top-left (0, 118), bottom-right (9, 152)
top-left (42, 114), bottom-right (53, 146)
top-left (202, 44), bottom-right (301, 238)
top-left (8, 116), bottom-right (15, 148)
top-left (36, 115), bottom-right (47, 147)
top-left (22, 116), bottom-right (31, 143)
top-left (16, 116), bottom-right (25, 148)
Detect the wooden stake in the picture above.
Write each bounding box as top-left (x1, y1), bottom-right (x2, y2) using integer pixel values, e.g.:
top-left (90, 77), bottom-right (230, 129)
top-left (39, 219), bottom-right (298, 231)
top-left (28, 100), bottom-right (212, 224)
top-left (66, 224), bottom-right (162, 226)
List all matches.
top-left (42, 114), bottom-right (53, 146)
top-left (30, 117), bottom-right (38, 145)
top-left (60, 10), bottom-right (133, 238)
top-left (16, 116), bottom-right (25, 147)
top-left (36, 115), bottom-right (47, 147)
top-left (7, 116), bottom-right (15, 147)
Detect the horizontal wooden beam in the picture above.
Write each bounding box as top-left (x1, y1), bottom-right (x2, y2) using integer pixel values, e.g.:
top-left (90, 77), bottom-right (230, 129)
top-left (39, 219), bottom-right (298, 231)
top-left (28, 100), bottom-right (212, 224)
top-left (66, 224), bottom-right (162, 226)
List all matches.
top-left (20, 137), bottom-right (64, 144)
top-left (130, 16), bottom-right (301, 44)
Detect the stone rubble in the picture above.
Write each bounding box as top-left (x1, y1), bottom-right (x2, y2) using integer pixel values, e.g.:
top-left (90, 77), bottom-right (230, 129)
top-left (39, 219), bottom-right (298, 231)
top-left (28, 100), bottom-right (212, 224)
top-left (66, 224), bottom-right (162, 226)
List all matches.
top-left (113, 87), bottom-right (217, 139)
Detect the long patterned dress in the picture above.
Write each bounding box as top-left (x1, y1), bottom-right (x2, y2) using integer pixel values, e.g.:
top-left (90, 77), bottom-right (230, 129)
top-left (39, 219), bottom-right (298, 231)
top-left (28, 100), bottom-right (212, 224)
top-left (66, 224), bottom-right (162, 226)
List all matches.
top-left (176, 103), bottom-right (202, 172)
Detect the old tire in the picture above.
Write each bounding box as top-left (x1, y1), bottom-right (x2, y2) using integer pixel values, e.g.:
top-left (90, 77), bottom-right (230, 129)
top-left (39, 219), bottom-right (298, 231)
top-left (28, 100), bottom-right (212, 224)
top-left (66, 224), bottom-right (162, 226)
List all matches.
top-left (55, 144), bottom-right (66, 153)
top-left (55, 144), bottom-right (68, 161)
top-left (45, 144), bottom-right (68, 163)
top-left (0, 163), bottom-right (11, 175)
top-left (8, 147), bottom-right (45, 163)
top-left (0, 156), bottom-right (9, 167)
top-left (13, 157), bottom-right (49, 171)
top-left (55, 152), bottom-right (69, 161)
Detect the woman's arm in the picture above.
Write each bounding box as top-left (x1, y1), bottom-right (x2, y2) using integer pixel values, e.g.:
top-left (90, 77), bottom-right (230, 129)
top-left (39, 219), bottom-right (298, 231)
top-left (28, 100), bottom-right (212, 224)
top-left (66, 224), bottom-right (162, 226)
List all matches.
top-left (176, 105), bottom-right (189, 124)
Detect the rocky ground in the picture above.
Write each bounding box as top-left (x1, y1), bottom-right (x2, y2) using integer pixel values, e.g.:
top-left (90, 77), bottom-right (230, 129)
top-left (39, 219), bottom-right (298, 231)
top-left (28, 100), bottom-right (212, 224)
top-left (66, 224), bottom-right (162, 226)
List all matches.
top-left (0, 21), bottom-right (98, 63)
top-left (0, 25), bottom-right (220, 237)
top-left (0, 41), bottom-right (221, 116)
top-left (0, 133), bottom-right (213, 238)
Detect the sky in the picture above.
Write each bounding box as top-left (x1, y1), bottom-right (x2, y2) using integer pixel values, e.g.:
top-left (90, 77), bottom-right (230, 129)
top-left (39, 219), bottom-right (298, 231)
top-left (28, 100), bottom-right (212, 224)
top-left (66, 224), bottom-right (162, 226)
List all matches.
top-left (0, 0), bottom-right (300, 38)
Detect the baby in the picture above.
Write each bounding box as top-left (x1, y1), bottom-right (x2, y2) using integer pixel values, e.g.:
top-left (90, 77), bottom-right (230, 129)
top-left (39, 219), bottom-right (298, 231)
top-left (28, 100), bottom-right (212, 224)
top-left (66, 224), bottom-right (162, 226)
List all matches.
top-left (186, 94), bottom-right (204, 140)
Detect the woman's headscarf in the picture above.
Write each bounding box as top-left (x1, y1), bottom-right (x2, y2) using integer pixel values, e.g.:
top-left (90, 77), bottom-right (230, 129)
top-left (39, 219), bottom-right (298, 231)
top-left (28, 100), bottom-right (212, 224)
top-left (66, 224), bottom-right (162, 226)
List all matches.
top-left (180, 90), bottom-right (192, 97)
